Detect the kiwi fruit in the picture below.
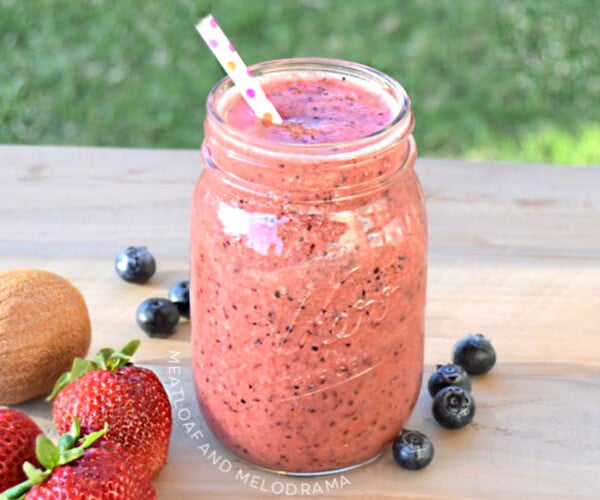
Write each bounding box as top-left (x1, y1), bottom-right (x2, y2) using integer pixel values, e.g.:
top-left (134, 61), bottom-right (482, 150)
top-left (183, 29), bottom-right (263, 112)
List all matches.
top-left (0, 269), bottom-right (91, 404)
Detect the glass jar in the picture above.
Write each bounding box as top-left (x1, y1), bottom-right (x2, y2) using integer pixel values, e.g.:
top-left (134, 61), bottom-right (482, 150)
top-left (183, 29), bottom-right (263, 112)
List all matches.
top-left (190, 58), bottom-right (427, 475)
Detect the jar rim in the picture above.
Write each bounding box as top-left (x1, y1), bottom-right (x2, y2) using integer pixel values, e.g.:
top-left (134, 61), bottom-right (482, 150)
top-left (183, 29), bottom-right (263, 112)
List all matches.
top-left (205, 57), bottom-right (413, 161)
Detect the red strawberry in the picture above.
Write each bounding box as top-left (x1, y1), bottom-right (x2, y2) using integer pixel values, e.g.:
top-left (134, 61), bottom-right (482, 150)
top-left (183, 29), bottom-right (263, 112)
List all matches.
top-left (48, 340), bottom-right (172, 480)
top-left (1, 418), bottom-right (156, 500)
top-left (0, 409), bottom-right (43, 491)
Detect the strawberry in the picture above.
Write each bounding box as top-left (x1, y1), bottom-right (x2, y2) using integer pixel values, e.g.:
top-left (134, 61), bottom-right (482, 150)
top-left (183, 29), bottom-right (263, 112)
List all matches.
top-left (48, 340), bottom-right (172, 480)
top-left (0, 418), bottom-right (156, 499)
top-left (0, 409), bottom-right (43, 492)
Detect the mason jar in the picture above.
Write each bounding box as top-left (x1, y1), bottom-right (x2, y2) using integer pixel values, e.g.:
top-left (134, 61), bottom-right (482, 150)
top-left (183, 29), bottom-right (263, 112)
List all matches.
top-left (190, 58), bottom-right (427, 475)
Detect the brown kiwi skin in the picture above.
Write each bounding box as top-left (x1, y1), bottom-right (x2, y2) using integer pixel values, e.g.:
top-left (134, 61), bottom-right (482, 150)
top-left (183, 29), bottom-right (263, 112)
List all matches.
top-left (0, 269), bottom-right (91, 404)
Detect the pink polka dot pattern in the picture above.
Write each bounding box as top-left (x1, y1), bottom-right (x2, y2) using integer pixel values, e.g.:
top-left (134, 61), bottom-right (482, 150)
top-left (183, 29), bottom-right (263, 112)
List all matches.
top-left (196, 14), bottom-right (282, 124)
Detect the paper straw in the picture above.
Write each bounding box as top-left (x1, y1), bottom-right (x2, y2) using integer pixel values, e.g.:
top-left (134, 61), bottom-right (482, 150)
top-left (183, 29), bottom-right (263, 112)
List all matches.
top-left (196, 15), bottom-right (283, 125)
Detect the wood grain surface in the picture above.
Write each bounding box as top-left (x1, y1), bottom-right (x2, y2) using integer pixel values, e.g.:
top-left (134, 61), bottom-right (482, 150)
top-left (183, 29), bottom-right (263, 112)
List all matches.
top-left (1, 145), bottom-right (599, 499)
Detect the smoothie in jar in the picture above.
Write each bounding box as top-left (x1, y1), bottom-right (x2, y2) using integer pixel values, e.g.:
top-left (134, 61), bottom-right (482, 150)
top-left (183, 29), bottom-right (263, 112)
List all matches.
top-left (191, 59), bottom-right (427, 474)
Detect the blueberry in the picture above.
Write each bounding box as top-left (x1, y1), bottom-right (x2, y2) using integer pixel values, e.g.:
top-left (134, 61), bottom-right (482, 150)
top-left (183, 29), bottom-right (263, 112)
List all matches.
top-left (168, 280), bottom-right (190, 319)
top-left (115, 246), bottom-right (156, 283)
top-left (392, 429), bottom-right (434, 470)
top-left (136, 298), bottom-right (179, 338)
top-left (432, 385), bottom-right (475, 429)
top-left (428, 363), bottom-right (471, 397)
top-left (452, 333), bottom-right (496, 375)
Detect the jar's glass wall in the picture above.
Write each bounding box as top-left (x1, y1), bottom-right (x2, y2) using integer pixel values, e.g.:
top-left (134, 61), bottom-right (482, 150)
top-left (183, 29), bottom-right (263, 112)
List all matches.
top-left (190, 58), bottom-right (427, 475)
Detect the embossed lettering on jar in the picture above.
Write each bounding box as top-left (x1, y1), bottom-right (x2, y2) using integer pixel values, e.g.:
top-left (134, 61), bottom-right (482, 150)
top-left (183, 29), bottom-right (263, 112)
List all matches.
top-left (190, 58), bottom-right (427, 475)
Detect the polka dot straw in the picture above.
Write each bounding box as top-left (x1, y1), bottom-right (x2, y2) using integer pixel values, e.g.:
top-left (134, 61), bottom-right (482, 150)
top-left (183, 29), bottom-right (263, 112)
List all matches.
top-left (196, 15), bottom-right (283, 125)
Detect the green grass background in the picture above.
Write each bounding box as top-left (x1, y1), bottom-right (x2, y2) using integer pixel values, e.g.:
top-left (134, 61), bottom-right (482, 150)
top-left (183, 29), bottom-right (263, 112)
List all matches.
top-left (1, 0), bottom-right (599, 165)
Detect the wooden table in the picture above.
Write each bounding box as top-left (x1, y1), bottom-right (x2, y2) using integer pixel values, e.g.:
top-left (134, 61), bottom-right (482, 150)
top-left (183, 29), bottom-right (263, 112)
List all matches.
top-left (1, 145), bottom-right (599, 499)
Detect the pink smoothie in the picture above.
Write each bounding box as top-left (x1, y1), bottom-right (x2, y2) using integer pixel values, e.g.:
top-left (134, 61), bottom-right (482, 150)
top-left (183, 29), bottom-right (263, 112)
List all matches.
top-left (225, 75), bottom-right (394, 143)
top-left (191, 61), bottom-right (426, 474)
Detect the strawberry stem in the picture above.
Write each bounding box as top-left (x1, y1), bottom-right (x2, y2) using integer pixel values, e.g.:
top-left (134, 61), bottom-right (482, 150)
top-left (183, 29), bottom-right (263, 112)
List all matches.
top-left (0, 476), bottom-right (36, 500)
top-left (0, 418), bottom-right (108, 499)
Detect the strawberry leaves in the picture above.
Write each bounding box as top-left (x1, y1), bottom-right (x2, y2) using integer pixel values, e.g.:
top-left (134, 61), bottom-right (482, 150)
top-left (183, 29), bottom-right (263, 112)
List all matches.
top-left (47, 340), bottom-right (141, 400)
top-left (35, 435), bottom-right (60, 471)
top-left (94, 339), bottom-right (140, 371)
top-left (47, 357), bottom-right (94, 400)
top-left (0, 418), bottom-right (108, 500)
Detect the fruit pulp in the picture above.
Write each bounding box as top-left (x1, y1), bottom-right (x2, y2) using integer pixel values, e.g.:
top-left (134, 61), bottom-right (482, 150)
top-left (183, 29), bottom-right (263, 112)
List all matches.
top-left (191, 60), bottom-right (427, 474)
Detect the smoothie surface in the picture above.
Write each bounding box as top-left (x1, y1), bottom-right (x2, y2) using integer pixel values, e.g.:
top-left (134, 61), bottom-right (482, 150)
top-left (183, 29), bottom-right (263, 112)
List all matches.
top-left (223, 75), bottom-right (396, 144)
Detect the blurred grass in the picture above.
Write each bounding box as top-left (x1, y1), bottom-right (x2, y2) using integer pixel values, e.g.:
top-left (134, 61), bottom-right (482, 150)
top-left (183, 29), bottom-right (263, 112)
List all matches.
top-left (1, 0), bottom-right (598, 165)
